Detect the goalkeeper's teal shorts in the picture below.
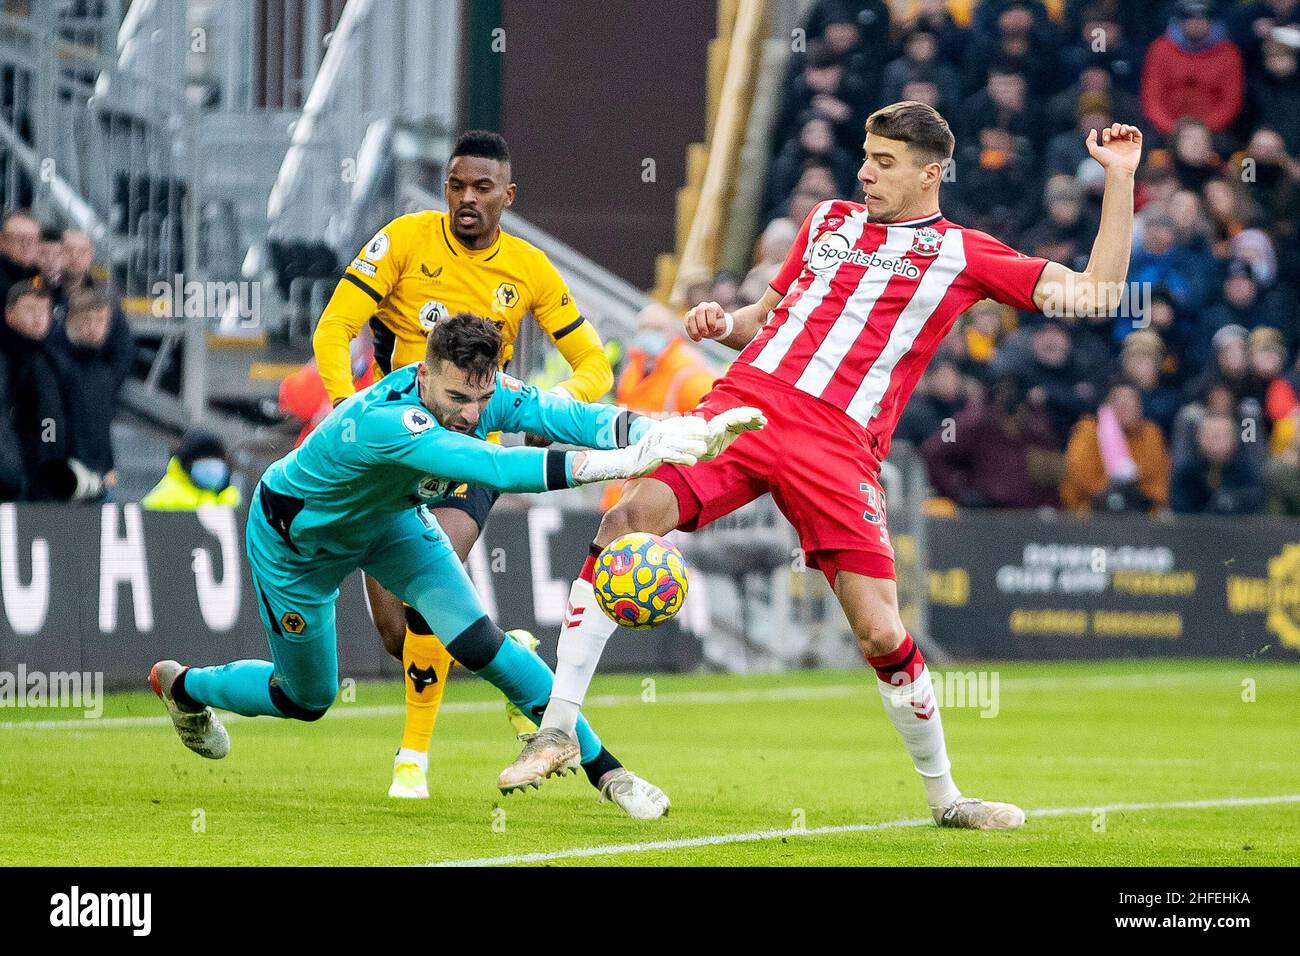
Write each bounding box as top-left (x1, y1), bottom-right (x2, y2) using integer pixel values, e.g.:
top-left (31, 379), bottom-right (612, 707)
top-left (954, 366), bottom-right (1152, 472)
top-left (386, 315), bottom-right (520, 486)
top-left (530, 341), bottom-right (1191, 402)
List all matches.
top-left (245, 496), bottom-right (487, 713)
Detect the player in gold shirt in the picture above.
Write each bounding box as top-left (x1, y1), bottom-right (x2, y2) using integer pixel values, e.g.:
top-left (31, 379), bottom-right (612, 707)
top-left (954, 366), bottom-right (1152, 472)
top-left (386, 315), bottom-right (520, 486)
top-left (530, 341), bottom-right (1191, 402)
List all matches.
top-left (313, 133), bottom-right (664, 817)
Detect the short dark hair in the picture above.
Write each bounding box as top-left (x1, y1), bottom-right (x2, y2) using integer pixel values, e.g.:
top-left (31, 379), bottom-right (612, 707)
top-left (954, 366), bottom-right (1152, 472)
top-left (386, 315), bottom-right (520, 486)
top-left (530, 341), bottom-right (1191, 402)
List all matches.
top-left (6, 277), bottom-right (50, 307)
top-left (865, 100), bottom-right (956, 165)
top-left (451, 130), bottom-right (511, 166)
top-left (425, 312), bottom-right (502, 382)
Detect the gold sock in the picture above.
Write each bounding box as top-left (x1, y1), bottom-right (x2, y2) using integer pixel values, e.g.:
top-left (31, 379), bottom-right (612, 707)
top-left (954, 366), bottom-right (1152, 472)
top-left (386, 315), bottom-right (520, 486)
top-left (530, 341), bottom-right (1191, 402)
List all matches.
top-left (400, 627), bottom-right (454, 754)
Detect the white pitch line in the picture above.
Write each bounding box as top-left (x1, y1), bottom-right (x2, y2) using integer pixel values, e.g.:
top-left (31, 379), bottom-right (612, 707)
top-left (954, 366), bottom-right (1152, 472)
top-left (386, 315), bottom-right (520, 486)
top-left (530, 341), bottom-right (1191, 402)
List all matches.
top-left (0, 669), bottom-right (1278, 731)
top-left (430, 794), bottom-right (1300, 867)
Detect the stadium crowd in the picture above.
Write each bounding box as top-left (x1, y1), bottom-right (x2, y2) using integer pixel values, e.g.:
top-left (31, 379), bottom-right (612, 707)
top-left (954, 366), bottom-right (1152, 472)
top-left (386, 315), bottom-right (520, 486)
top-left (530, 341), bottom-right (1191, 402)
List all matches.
top-left (11, 0), bottom-right (1300, 523)
top-left (0, 209), bottom-right (134, 502)
top-left (744, 0), bottom-right (1300, 516)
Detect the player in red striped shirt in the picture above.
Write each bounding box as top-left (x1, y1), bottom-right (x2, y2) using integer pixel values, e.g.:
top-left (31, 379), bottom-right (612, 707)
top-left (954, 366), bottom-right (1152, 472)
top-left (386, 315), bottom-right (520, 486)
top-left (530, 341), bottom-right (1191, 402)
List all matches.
top-left (500, 101), bottom-right (1143, 830)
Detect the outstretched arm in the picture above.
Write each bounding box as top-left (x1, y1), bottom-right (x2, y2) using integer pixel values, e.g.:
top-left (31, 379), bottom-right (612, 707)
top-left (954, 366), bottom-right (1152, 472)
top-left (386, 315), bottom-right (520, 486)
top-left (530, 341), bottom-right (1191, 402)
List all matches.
top-left (683, 284), bottom-right (784, 352)
top-left (375, 405), bottom-right (709, 494)
top-left (1031, 123), bottom-right (1142, 317)
top-left (484, 374), bottom-right (647, 450)
top-left (684, 199), bottom-right (826, 350)
top-left (482, 373), bottom-right (764, 473)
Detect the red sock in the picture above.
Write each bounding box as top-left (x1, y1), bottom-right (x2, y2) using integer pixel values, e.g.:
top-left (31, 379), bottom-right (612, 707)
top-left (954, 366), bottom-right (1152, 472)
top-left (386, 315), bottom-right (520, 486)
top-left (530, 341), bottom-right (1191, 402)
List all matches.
top-left (867, 634), bottom-right (925, 684)
top-left (579, 542), bottom-right (602, 584)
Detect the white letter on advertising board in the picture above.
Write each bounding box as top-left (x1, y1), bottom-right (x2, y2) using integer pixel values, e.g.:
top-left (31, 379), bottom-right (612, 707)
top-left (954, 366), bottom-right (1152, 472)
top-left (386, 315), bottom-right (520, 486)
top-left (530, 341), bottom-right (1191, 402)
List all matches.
top-left (99, 504), bottom-right (154, 632)
top-left (193, 507), bottom-right (240, 631)
top-left (527, 506), bottom-right (566, 626)
top-left (0, 504), bottom-right (49, 634)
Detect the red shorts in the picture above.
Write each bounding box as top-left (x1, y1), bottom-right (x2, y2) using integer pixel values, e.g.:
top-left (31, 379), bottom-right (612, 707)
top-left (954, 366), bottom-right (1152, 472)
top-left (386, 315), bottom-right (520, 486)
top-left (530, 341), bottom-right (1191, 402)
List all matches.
top-left (652, 364), bottom-right (896, 585)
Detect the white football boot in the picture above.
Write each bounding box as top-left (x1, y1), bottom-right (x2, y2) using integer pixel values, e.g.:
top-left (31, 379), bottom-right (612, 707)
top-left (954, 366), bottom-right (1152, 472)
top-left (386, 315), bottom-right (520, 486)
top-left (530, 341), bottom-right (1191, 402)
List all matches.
top-left (598, 768), bottom-right (671, 820)
top-left (933, 797), bottom-right (1026, 830)
top-left (149, 660), bottom-right (230, 759)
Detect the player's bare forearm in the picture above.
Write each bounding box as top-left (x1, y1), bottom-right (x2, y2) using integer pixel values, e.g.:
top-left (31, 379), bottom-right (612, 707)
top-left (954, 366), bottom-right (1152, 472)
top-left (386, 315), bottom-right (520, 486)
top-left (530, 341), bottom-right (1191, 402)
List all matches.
top-left (721, 301), bottom-right (768, 350)
top-left (685, 285), bottom-right (782, 351)
top-left (1032, 124), bottom-right (1141, 317)
top-left (1082, 167), bottom-right (1135, 289)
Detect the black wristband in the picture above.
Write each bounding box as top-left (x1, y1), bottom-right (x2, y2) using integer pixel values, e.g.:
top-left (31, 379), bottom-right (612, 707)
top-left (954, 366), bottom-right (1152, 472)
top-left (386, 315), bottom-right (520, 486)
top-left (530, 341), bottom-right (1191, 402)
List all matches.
top-left (545, 449), bottom-right (570, 490)
top-left (614, 410), bottom-right (646, 448)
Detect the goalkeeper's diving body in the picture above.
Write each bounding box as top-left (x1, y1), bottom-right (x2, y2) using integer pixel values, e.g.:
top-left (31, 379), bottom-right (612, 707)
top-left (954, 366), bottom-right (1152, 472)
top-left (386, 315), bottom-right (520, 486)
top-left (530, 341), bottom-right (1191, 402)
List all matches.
top-left (149, 313), bottom-right (763, 817)
top-left (314, 131), bottom-right (619, 802)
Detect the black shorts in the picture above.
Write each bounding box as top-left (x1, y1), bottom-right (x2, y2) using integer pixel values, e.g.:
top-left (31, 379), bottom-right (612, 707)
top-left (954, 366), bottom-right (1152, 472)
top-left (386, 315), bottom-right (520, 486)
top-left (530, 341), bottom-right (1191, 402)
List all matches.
top-left (422, 483), bottom-right (500, 531)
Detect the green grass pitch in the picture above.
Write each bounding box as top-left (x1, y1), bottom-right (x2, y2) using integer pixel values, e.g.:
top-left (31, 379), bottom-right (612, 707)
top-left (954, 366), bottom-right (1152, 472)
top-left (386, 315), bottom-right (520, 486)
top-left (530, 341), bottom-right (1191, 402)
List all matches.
top-left (1, 659), bottom-right (1297, 866)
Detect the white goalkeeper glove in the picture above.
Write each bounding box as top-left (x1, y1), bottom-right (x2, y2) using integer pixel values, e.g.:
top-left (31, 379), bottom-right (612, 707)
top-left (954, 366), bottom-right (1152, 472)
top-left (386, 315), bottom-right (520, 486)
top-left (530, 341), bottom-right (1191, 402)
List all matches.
top-left (571, 416), bottom-right (709, 483)
top-left (700, 406), bottom-right (767, 461)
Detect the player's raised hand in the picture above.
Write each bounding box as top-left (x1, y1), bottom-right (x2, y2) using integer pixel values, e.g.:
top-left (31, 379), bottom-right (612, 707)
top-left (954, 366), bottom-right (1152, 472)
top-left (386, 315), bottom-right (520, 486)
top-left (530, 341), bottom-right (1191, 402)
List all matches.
top-left (701, 406), bottom-right (766, 461)
top-left (684, 300), bottom-right (730, 341)
top-left (1086, 122), bottom-right (1142, 175)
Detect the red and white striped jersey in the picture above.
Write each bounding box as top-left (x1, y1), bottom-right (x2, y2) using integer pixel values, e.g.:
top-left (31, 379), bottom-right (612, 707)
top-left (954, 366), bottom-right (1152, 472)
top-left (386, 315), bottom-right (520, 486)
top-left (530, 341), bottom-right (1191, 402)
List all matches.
top-left (736, 199), bottom-right (1049, 459)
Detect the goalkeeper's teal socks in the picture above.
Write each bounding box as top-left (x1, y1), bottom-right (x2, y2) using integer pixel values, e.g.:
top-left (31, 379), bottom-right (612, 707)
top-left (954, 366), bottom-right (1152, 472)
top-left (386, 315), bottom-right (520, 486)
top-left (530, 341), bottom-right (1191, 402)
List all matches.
top-left (469, 626), bottom-right (605, 763)
top-left (449, 615), bottom-right (605, 763)
top-left (180, 660), bottom-right (279, 717)
top-left (180, 616), bottom-right (610, 767)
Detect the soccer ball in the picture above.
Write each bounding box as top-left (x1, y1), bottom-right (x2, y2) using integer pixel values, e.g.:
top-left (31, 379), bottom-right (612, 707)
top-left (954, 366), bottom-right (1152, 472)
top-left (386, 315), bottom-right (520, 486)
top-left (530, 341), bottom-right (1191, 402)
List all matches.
top-left (592, 533), bottom-right (689, 629)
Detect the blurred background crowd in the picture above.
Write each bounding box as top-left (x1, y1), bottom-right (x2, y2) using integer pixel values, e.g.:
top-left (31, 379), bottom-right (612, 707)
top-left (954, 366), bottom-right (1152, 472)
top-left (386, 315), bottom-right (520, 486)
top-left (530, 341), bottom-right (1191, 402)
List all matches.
top-left (691, 0), bottom-right (1300, 517)
top-left (0, 211), bottom-right (135, 503)
top-left (7, 0), bottom-right (1300, 520)
top-left (0, 209), bottom-right (237, 509)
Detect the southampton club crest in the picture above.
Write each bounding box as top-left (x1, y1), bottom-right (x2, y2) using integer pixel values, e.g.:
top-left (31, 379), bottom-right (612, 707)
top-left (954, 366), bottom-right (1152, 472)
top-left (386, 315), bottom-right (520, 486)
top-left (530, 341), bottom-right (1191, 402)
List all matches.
top-left (910, 226), bottom-right (943, 257)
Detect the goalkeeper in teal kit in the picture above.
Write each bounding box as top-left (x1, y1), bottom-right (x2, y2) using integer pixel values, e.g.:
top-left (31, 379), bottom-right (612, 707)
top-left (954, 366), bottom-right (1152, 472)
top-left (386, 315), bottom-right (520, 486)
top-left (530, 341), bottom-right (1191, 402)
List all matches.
top-left (149, 313), bottom-right (762, 815)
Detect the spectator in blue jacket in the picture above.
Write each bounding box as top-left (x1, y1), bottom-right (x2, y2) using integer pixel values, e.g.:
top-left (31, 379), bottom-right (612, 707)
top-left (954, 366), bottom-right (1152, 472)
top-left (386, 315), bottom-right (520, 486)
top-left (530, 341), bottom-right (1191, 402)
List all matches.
top-left (1171, 413), bottom-right (1265, 514)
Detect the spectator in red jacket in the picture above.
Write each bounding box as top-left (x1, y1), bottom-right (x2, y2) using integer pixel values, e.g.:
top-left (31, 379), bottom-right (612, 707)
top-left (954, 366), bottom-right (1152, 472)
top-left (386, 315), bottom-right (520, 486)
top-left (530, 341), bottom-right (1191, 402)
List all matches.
top-left (279, 330), bottom-right (376, 446)
top-left (1140, 0), bottom-right (1246, 136)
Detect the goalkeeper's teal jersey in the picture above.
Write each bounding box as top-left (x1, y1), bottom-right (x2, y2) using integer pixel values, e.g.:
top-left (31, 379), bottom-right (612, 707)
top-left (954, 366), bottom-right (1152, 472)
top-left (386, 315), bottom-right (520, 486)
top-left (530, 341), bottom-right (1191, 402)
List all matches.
top-left (256, 363), bottom-right (642, 558)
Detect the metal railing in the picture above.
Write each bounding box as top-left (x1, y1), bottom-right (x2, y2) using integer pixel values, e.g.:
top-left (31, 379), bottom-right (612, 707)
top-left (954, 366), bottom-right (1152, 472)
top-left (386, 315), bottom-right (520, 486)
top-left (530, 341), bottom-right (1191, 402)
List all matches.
top-left (1, 4), bottom-right (196, 297)
top-left (264, 0), bottom-right (458, 245)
